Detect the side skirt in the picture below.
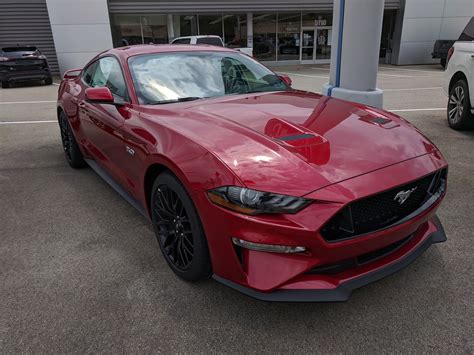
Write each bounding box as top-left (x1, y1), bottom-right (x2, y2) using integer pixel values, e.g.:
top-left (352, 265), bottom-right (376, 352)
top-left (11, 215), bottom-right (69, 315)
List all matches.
top-left (85, 158), bottom-right (149, 220)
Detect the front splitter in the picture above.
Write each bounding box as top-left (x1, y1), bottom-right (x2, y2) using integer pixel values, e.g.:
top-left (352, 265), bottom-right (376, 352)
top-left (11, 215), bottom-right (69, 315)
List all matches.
top-left (213, 216), bottom-right (447, 302)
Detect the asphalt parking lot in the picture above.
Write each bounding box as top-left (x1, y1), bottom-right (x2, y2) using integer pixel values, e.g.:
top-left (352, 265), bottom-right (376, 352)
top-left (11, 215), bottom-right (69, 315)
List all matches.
top-left (1, 65), bottom-right (473, 353)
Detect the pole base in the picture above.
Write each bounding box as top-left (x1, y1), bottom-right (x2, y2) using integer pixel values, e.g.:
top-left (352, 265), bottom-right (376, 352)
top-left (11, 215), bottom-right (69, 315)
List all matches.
top-left (322, 84), bottom-right (383, 108)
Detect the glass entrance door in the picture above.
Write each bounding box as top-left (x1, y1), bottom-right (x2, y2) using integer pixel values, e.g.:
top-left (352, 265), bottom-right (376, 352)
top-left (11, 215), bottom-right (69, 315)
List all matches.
top-left (300, 27), bottom-right (332, 63)
top-left (300, 28), bottom-right (315, 62)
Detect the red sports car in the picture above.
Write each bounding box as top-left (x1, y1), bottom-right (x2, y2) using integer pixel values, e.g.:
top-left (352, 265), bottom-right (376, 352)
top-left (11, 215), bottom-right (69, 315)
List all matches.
top-left (57, 45), bottom-right (447, 302)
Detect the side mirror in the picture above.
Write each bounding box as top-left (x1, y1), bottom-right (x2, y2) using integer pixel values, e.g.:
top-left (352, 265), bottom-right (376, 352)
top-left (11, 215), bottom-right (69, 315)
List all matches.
top-left (63, 68), bottom-right (82, 80)
top-left (85, 87), bottom-right (114, 104)
top-left (279, 74), bottom-right (292, 87)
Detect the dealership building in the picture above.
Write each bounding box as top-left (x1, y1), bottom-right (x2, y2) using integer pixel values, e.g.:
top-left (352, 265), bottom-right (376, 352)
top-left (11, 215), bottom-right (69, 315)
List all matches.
top-left (1, 0), bottom-right (473, 74)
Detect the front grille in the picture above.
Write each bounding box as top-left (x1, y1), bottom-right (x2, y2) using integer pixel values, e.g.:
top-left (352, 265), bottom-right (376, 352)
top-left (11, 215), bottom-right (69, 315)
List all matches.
top-left (320, 168), bottom-right (447, 242)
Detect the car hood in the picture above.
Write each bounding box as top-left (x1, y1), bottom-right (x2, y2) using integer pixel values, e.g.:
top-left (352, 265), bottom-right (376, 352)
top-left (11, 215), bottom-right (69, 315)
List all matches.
top-left (142, 91), bottom-right (437, 196)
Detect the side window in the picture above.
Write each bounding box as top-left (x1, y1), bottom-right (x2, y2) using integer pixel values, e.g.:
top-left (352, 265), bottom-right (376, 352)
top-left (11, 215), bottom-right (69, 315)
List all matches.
top-left (172, 38), bottom-right (191, 44)
top-left (82, 61), bottom-right (97, 86)
top-left (90, 57), bottom-right (128, 99)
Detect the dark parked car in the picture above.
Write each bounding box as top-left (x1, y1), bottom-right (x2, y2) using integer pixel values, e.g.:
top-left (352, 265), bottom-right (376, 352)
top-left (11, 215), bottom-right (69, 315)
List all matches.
top-left (0, 46), bottom-right (52, 88)
top-left (432, 40), bottom-right (456, 68)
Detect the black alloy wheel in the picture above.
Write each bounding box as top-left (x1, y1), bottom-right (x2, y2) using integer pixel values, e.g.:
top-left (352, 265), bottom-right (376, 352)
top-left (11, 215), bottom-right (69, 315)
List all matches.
top-left (58, 112), bottom-right (86, 168)
top-left (151, 172), bottom-right (211, 281)
top-left (447, 79), bottom-right (474, 130)
top-left (59, 114), bottom-right (73, 162)
top-left (155, 185), bottom-right (194, 269)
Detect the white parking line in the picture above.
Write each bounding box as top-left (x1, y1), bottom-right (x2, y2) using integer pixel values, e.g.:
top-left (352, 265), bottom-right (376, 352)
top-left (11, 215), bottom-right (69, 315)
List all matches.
top-left (388, 108), bottom-right (445, 112)
top-left (0, 100), bottom-right (55, 105)
top-left (378, 73), bottom-right (413, 78)
top-left (0, 120), bottom-right (57, 125)
top-left (379, 66), bottom-right (443, 74)
top-left (309, 67), bottom-right (413, 78)
top-left (384, 87), bottom-right (443, 92)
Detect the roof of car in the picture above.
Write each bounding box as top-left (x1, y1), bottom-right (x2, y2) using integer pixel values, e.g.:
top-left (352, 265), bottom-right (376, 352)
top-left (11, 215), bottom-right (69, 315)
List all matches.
top-left (108, 44), bottom-right (234, 59)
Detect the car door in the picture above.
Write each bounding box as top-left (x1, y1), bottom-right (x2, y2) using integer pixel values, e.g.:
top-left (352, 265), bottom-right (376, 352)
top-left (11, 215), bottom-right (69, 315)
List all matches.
top-left (78, 56), bottom-right (131, 184)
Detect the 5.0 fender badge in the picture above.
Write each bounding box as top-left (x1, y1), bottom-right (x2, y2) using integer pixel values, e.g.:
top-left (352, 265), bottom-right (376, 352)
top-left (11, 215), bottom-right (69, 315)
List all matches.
top-left (126, 146), bottom-right (135, 156)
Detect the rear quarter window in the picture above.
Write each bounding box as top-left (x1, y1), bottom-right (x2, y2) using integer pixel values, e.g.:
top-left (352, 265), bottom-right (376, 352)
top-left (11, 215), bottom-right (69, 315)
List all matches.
top-left (82, 61), bottom-right (98, 86)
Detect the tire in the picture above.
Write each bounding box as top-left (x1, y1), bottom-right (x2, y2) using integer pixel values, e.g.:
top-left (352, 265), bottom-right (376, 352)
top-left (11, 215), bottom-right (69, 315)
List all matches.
top-left (447, 79), bottom-right (474, 130)
top-left (58, 111), bottom-right (87, 168)
top-left (1, 81), bottom-right (9, 89)
top-left (440, 58), bottom-right (447, 69)
top-left (44, 77), bottom-right (53, 85)
top-left (151, 172), bottom-right (212, 281)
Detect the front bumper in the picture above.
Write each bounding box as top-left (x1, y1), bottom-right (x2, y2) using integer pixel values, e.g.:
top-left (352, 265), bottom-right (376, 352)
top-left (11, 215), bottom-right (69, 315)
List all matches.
top-left (213, 215), bottom-right (446, 302)
top-left (197, 152), bottom-right (448, 302)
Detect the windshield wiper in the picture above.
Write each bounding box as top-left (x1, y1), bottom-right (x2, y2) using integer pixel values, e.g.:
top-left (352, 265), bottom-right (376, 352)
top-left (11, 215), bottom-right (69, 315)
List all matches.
top-left (148, 97), bottom-right (203, 105)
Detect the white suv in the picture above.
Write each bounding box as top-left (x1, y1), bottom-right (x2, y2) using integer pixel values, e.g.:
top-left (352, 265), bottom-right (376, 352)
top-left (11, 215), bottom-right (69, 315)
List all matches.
top-left (171, 35), bottom-right (225, 47)
top-left (444, 18), bottom-right (474, 130)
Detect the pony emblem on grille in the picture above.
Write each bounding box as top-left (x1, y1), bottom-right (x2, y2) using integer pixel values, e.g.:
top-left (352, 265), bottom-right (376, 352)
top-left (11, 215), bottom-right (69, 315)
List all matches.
top-left (394, 187), bottom-right (417, 205)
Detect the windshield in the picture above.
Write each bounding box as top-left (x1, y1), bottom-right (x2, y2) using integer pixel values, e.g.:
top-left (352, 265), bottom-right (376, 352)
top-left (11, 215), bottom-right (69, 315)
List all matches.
top-left (128, 51), bottom-right (288, 104)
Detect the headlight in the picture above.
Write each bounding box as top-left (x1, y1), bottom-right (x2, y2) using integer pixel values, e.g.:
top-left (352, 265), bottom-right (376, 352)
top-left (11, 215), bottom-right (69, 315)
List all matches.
top-left (207, 186), bottom-right (312, 215)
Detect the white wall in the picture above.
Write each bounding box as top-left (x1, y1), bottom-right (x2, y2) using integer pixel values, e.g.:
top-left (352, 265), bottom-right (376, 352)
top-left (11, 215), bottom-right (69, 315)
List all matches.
top-left (395, 0), bottom-right (473, 65)
top-left (46, 0), bottom-right (113, 74)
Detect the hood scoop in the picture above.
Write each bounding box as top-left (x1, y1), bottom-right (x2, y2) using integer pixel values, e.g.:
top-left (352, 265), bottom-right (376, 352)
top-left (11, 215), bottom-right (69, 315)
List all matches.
top-left (264, 118), bottom-right (330, 165)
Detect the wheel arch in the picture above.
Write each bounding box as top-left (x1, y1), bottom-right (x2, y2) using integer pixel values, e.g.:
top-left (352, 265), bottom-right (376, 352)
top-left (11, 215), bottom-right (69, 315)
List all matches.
top-left (142, 148), bottom-right (241, 219)
top-left (56, 105), bottom-right (64, 121)
top-left (142, 155), bottom-right (196, 218)
top-left (144, 162), bottom-right (170, 217)
top-left (449, 71), bottom-right (468, 93)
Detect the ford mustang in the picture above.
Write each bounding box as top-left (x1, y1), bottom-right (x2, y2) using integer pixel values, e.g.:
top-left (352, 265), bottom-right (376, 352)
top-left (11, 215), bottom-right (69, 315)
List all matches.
top-left (57, 45), bottom-right (448, 302)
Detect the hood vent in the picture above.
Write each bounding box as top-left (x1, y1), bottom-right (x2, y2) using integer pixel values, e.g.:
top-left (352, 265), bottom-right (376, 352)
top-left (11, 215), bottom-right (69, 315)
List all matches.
top-left (277, 133), bottom-right (317, 142)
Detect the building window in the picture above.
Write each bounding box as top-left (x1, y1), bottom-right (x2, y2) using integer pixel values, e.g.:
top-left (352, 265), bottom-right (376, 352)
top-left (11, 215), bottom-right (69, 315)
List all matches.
top-left (141, 15), bottom-right (168, 44)
top-left (110, 12), bottom-right (337, 62)
top-left (277, 13), bottom-right (301, 61)
top-left (198, 14), bottom-right (224, 38)
top-left (224, 14), bottom-right (247, 48)
top-left (178, 15), bottom-right (198, 36)
top-left (253, 13), bottom-right (277, 61)
top-left (111, 14), bottom-right (142, 47)
top-left (111, 14), bottom-right (169, 46)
